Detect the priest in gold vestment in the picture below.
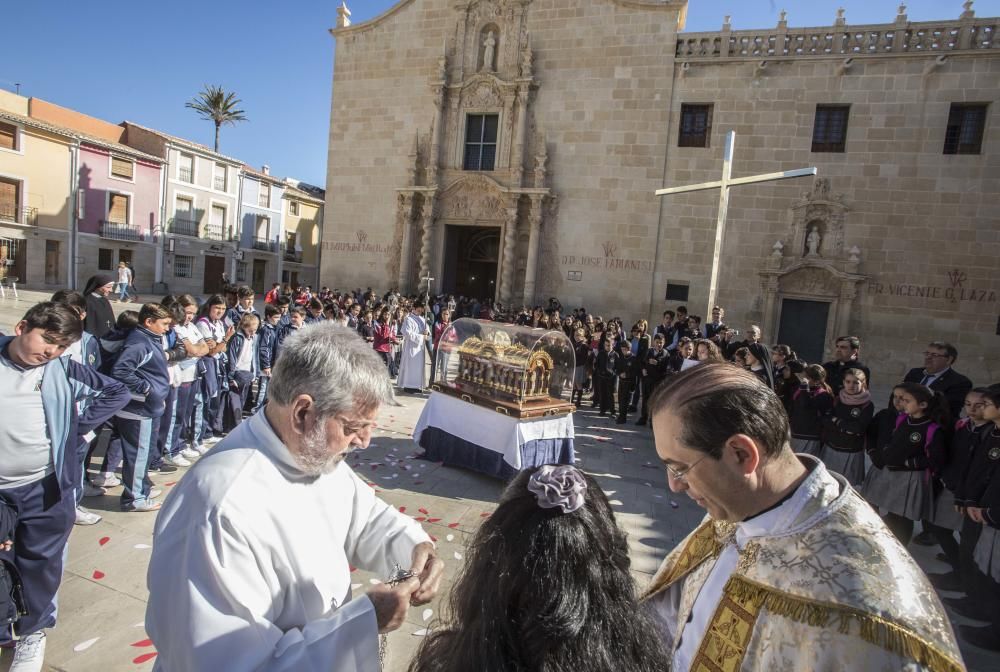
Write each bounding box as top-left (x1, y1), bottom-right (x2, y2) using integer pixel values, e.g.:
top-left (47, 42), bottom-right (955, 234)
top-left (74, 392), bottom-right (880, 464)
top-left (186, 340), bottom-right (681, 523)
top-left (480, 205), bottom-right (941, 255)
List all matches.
top-left (643, 363), bottom-right (965, 672)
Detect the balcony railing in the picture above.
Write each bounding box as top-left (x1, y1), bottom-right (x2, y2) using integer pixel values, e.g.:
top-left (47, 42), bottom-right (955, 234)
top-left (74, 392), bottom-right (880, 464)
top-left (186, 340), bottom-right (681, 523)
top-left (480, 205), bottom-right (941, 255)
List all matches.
top-left (213, 176), bottom-right (227, 191)
top-left (99, 220), bottom-right (145, 242)
top-left (284, 250), bottom-right (303, 263)
top-left (178, 167), bottom-right (193, 183)
top-left (203, 224), bottom-right (238, 242)
top-left (168, 216), bottom-right (200, 237)
top-left (252, 237), bottom-right (276, 252)
top-left (0, 205), bottom-right (38, 226)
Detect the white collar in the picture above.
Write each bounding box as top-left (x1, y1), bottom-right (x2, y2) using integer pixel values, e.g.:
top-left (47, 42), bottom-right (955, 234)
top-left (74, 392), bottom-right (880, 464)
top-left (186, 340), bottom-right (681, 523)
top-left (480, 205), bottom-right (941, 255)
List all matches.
top-left (735, 458), bottom-right (829, 547)
top-left (923, 367), bottom-right (950, 379)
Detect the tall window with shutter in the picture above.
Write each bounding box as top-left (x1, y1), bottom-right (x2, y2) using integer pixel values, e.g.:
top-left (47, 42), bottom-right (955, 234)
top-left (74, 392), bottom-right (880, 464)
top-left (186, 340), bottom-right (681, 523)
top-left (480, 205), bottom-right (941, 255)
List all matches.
top-left (108, 193), bottom-right (130, 224)
top-left (213, 163), bottom-right (227, 191)
top-left (0, 178), bottom-right (19, 222)
top-left (178, 153), bottom-right (194, 183)
top-left (679, 104), bottom-right (713, 148)
top-left (110, 156), bottom-right (135, 180)
top-left (463, 114), bottom-right (499, 171)
top-left (0, 122), bottom-right (17, 151)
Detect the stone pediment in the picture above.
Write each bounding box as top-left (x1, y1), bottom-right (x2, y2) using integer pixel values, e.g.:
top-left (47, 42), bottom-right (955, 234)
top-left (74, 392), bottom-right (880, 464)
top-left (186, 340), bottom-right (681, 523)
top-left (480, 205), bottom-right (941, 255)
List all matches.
top-left (768, 260), bottom-right (866, 298)
top-left (455, 74), bottom-right (515, 108)
top-left (439, 174), bottom-right (512, 221)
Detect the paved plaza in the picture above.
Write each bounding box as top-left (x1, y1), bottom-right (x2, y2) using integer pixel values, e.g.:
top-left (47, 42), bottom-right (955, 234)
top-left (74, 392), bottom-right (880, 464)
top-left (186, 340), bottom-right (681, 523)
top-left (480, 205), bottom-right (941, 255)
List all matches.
top-left (0, 290), bottom-right (997, 671)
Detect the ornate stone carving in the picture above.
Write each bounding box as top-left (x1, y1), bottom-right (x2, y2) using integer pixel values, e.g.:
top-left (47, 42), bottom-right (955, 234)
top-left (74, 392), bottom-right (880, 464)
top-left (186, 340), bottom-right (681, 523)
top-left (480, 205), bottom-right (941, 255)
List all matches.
top-left (417, 195), bottom-right (437, 289)
top-left (499, 199), bottom-right (520, 303)
top-left (779, 266), bottom-right (841, 297)
top-left (462, 78), bottom-right (504, 109)
top-left (438, 175), bottom-right (507, 222)
top-left (482, 30), bottom-right (497, 72)
top-left (789, 177), bottom-right (849, 262)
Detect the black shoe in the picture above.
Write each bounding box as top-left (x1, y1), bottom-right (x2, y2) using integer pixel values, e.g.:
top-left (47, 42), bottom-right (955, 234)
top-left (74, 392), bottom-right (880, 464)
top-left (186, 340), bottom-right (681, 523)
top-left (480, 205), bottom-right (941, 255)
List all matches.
top-left (598, 411), bottom-right (606, 417)
top-left (148, 463), bottom-right (178, 474)
top-left (943, 596), bottom-right (990, 621)
top-left (927, 571), bottom-right (962, 592)
top-left (615, 418), bottom-right (626, 424)
top-left (628, 406), bottom-right (638, 413)
top-left (635, 418), bottom-right (647, 426)
top-left (959, 624), bottom-right (1000, 652)
top-left (911, 530), bottom-right (936, 546)
top-left (403, 387), bottom-right (420, 394)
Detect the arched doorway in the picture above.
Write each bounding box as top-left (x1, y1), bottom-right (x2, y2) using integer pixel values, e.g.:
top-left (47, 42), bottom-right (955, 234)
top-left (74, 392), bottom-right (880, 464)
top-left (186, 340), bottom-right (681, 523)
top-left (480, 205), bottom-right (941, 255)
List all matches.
top-left (442, 225), bottom-right (499, 299)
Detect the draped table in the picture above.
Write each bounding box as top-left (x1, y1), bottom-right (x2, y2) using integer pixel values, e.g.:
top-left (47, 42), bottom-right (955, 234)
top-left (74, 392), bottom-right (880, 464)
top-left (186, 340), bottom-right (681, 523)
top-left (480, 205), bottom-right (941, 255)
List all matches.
top-left (411, 392), bottom-right (575, 480)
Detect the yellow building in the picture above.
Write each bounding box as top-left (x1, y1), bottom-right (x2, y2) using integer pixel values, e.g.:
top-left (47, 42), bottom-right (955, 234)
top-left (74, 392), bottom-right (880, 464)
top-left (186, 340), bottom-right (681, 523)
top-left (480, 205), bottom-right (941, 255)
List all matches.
top-left (281, 180), bottom-right (324, 289)
top-left (0, 90), bottom-right (74, 288)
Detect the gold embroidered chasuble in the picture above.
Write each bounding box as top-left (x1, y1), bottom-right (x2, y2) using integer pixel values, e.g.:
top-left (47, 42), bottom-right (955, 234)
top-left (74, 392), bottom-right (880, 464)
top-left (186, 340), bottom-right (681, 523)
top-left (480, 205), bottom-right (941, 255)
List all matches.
top-left (643, 461), bottom-right (965, 672)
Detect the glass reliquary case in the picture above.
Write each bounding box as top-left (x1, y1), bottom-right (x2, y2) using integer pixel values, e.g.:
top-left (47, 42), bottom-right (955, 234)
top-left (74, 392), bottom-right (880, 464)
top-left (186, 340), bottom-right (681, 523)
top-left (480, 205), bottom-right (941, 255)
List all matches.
top-left (431, 318), bottom-right (577, 419)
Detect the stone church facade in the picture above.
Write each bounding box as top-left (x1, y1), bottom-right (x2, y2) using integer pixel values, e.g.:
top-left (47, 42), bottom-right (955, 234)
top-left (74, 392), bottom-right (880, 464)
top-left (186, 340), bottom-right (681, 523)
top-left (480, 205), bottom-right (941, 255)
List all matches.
top-left (322, 0), bottom-right (1000, 382)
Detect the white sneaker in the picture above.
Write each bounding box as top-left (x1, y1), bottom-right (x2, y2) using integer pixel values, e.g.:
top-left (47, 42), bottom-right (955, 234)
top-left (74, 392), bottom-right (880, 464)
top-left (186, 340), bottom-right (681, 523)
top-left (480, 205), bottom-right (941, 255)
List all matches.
top-left (163, 454), bottom-right (191, 467)
top-left (180, 447), bottom-right (201, 460)
top-left (149, 488), bottom-right (163, 499)
top-left (82, 481), bottom-right (106, 497)
top-left (74, 506), bottom-right (102, 526)
top-left (10, 630), bottom-right (46, 672)
top-left (192, 443), bottom-right (211, 456)
top-left (90, 473), bottom-right (121, 488)
top-left (204, 435), bottom-right (223, 445)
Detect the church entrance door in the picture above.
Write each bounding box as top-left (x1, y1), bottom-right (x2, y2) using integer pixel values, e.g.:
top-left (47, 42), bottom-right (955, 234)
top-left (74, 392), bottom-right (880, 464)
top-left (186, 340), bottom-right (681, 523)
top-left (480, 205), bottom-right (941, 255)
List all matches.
top-left (777, 299), bottom-right (830, 365)
top-left (442, 225), bottom-right (499, 300)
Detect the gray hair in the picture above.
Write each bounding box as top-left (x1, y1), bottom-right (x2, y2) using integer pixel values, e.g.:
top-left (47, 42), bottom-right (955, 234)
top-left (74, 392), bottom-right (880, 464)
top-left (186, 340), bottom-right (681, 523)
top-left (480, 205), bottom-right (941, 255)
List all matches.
top-left (268, 323), bottom-right (395, 416)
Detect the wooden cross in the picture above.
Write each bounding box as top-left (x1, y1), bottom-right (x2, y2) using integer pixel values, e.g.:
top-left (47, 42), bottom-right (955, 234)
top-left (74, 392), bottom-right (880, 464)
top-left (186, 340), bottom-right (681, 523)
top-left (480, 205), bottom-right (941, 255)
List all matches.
top-left (655, 131), bottom-right (817, 313)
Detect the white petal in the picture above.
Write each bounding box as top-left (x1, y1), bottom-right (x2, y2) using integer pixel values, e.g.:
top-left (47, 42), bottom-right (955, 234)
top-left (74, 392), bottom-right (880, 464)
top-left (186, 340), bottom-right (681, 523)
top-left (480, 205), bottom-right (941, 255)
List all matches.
top-left (351, 583), bottom-right (362, 589)
top-left (73, 637), bottom-right (100, 652)
top-left (412, 628), bottom-right (431, 636)
top-left (445, 534), bottom-right (455, 542)
top-left (369, 578), bottom-right (382, 584)
top-left (453, 552), bottom-right (463, 560)
top-left (422, 608), bottom-right (433, 622)
top-left (133, 543), bottom-right (151, 549)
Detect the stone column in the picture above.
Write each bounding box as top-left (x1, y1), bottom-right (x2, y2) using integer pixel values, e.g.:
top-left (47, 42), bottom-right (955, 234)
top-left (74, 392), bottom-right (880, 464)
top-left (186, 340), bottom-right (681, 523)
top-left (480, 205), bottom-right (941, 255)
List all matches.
top-left (396, 193), bottom-right (415, 292)
top-left (834, 283), bottom-right (857, 339)
top-left (501, 94), bottom-right (516, 170)
top-left (428, 87), bottom-right (445, 183)
top-left (512, 86), bottom-right (529, 185)
top-left (761, 276), bottom-right (780, 338)
top-left (417, 195), bottom-right (436, 294)
top-left (522, 195), bottom-right (543, 306)
top-left (498, 199), bottom-right (519, 304)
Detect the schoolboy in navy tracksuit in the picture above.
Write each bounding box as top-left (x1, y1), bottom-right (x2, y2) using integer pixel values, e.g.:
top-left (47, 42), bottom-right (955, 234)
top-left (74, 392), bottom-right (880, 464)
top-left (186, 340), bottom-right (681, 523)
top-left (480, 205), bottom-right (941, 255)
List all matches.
top-left (224, 314), bottom-right (260, 431)
top-left (0, 302), bottom-right (128, 663)
top-left (110, 303), bottom-right (173, 512)
top-left (255, 304), bottom-right (281, 412)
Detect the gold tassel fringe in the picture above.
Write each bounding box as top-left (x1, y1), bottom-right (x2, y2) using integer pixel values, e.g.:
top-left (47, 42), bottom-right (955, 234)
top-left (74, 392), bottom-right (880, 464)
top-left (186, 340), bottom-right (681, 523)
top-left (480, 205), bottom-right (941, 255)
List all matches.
top-left (725, 575), bottom-right (964, 672)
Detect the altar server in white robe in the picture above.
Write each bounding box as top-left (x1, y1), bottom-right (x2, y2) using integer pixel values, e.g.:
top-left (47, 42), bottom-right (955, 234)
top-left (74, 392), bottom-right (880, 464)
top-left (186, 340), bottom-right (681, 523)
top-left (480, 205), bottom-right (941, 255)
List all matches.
top-left (643, 363), bottom-right (964, 672)
top-left (397, 303), bottom-right (430, 393)
top-left (146, 323), bottom-right (444, 672)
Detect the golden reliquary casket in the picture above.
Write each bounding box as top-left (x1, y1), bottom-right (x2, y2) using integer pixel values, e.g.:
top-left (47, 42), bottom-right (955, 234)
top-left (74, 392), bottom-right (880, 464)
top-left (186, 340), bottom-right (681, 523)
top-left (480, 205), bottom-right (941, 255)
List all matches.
top-left (430, 318), bottom-right (576, 419)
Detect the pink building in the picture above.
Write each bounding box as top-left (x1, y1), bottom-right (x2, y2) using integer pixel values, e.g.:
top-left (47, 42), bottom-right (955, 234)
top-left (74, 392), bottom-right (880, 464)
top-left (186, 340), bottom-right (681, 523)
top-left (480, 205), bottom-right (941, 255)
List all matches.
top-left (75, 141), bottom-right (163, 290)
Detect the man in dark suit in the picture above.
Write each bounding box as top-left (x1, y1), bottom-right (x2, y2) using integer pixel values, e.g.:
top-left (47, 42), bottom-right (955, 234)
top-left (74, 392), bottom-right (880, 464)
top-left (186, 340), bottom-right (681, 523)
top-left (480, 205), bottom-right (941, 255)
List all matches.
top-left (903, 341), bottom-right (973, 418)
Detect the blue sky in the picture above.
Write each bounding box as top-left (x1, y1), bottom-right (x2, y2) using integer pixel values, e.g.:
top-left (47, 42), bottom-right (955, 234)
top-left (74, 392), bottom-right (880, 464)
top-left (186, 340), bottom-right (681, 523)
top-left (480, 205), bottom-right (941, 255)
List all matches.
top-left (4, 0), bottom-right (996, 185)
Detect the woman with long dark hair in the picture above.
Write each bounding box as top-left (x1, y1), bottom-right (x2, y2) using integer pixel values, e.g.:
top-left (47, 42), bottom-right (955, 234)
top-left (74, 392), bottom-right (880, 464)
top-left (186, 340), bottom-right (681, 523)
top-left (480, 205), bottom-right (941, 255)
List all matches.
top-left (408, 465), bottom-right (670, 672)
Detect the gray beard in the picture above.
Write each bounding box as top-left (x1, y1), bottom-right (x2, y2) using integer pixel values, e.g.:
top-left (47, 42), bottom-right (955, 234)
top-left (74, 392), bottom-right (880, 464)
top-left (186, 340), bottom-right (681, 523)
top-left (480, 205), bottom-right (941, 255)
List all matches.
top-left (294, 423), bottom-right (340, 477)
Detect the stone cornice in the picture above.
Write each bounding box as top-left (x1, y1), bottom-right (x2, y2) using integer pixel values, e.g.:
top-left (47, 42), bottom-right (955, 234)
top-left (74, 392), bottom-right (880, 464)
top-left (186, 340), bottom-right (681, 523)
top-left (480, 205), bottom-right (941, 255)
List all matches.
top-left (330, 0), bottom-right (416, 38)
top-left (609, 0), bottom-right (687, 29)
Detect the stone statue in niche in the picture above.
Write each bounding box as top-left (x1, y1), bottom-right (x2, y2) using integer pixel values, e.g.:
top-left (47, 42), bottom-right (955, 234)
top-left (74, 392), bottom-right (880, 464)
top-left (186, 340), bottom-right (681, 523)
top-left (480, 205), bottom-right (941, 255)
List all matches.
top-left (482, 31), bottom-right (497, 72)
top-left (805, 225), bottom-right (822, 257)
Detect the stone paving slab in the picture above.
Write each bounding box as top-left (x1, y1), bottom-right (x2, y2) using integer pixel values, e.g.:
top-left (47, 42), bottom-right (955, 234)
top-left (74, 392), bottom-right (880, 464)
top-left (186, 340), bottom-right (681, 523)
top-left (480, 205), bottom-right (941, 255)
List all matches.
top-left (0, 290), bottom-right (996, 671)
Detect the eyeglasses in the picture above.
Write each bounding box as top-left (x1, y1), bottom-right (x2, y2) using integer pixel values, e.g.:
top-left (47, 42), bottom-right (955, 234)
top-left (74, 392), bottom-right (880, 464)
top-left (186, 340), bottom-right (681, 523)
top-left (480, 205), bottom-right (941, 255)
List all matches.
top-left (923, 352), bottom-right (949, 358)
top-left (665, 454), bottom-right (710, 483)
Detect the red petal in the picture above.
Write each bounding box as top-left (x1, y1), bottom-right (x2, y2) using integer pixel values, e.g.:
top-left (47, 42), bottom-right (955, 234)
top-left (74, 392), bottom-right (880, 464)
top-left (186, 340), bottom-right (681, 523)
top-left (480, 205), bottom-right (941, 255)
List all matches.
top-left (164, 482), bottom-right (177, 487)
top-left (99, 536), bottom-right (111, 546)
top-left (130, 639), bottom-right (154, 648)
top-left (398, 506), bottom-right (407, 513)
top-left (447, 523), bottom-right (459, 529)
top-left (133, 652), bottom-right (158, 664)
top-left (414, 517), bottom-right (426, 522)
top-left (349, 565), bottom-right (357, 572)
top-left (92, 570), bottom-right (105, 580)
top-left (418, 508), bottom-right (429, 514)
top-left (480, 512), bottom-right (491, 518)
top-left (429, 535), bottom-right (438, 542)
top-left (427, 518), bottom-right (441, 523)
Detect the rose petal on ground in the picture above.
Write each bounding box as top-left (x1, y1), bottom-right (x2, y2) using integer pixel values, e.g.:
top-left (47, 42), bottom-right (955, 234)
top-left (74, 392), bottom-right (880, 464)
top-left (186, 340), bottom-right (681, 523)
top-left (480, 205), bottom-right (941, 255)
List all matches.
top-left (98, 536), bottom-right (110, 546)
top-left (447, 522), bottom-right (459, 529)
top-left (446, 534), bottom-right (455, 542)
top-left (412, 628), bottom-right (431, 636)
top-left (133, 543), bottom-right (151, 549)
top-left (398, 506), bottom-right (407, 513)
top-left (133, 652), bottom-right (158, 664)
top-left (369, 578), bottom-right (382, 585)
top-left (453, 552), bottom-right (463, 560)
top-left (74, 637), bottom-right (100, 652)
top-left (480, 512), bottom-right (491, 518)
top-left (92, 570), bottom-right (105, 580)
top-left (422, 608), bottom-right (433, 622)
top-left (164, 482), bottom-right (177, 487)
top-left (427, 518), bottom-right (441, 523)
top-left (414, 517), bottom-right (426, 522)
top-left (349, 565), bottom-right (357, 572)
top-left (418, 508), bottom-right (429, 514)
top-left (132, 622), bottom-right (145, 628)
top-left (130, 639), bottom-right (154, 648)
top-left (351, 583), bottom-right (362, 589)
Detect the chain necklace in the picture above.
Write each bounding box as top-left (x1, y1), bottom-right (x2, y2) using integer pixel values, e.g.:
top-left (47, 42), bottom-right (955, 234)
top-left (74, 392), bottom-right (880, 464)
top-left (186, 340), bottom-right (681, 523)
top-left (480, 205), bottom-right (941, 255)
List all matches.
top-left (378, 564), bottom-right (416, 669)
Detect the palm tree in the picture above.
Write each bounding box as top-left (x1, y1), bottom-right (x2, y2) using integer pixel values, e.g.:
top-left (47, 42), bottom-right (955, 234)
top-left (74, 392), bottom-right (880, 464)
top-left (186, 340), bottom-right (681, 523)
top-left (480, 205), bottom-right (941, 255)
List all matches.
top-left (185, 85), bottom-right (248, 152)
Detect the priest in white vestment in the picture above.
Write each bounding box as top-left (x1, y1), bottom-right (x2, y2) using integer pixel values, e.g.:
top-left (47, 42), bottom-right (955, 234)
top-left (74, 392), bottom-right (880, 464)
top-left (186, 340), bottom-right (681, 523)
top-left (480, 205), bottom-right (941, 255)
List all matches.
top-left (643, 363), bottom-right (964, 672)
top-left (146, 323), bottom-right (443, 672)
top-left (397, 304), bottom-right (430, 393)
